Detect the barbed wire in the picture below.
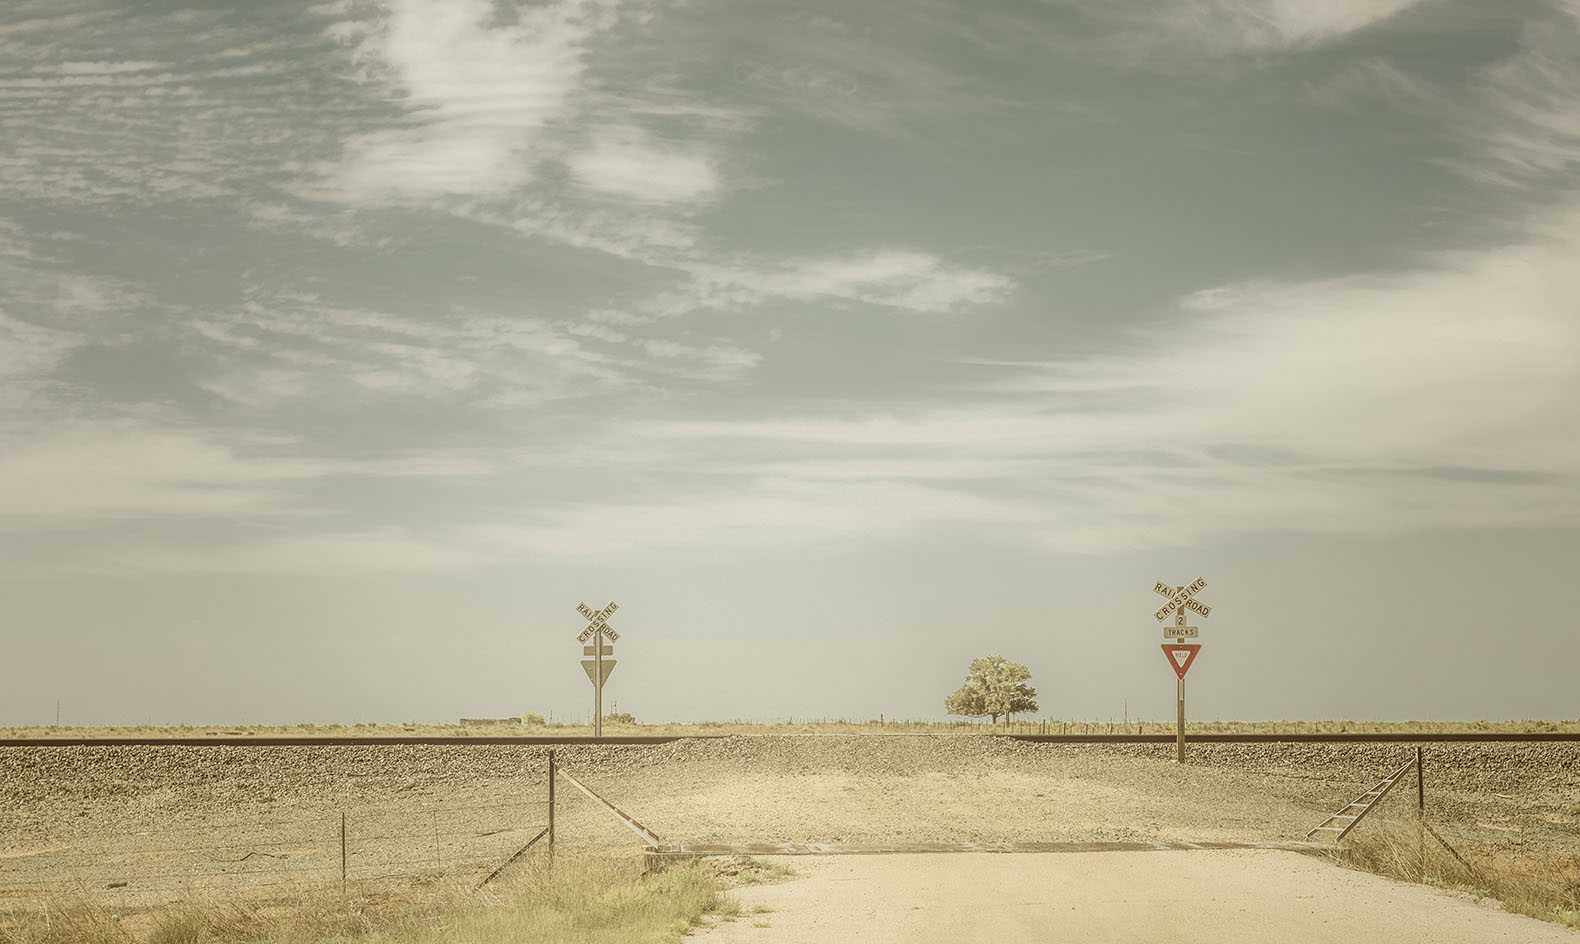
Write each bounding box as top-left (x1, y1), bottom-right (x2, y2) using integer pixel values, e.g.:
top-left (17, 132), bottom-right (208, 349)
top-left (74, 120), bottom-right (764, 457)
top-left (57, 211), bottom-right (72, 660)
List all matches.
top-left (0, 818), bottom-right (551, 896)
top-left (0, 843), bottom-right (534, 895)
top-left (9, 795), bottom-right (549, 846)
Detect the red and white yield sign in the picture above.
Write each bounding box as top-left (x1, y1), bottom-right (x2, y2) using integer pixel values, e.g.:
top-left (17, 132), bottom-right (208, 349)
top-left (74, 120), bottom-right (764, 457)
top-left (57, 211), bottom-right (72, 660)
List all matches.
top-left (1161, 643), bottom-right (1201, 679)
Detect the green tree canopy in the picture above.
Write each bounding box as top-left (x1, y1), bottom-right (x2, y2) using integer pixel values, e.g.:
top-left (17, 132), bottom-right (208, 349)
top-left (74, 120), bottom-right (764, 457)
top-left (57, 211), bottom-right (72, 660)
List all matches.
top-left (944, 655), bottom-right (1039, 724)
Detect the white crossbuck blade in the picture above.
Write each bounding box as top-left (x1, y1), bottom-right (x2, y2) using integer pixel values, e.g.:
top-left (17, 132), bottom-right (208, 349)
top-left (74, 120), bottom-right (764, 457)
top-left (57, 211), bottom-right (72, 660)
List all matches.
top-left (575, 601), bottom-right (622, 642)
top-left (577, 623), bottom-right (620, 643)
top-left (1151, 578), bottom-right (1209, 621)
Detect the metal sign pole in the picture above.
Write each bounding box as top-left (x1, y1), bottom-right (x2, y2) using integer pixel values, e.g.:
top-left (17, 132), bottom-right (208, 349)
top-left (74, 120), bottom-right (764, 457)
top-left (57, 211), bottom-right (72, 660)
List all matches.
top-left (1176, 676), bottom-right (1186, 763)
top-left (594, 627), bottom-right (603, 738)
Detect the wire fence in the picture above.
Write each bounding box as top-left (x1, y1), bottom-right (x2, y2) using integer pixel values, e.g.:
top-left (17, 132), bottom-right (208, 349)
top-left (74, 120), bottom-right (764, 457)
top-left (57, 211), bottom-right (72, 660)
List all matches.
top-left (0, 793), bottom-right (551, 901)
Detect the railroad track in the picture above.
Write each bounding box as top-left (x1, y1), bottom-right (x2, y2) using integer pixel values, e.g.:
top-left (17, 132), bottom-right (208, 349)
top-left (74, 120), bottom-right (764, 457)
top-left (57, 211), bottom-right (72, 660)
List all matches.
top-left (2, 732), bottom-right (1577, 747)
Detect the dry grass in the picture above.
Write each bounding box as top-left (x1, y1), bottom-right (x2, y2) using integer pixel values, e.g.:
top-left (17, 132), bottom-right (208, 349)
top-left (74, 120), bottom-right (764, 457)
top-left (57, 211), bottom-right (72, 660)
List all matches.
top-left (1331, 823), bottom-right (1580, 931)
top-left (7, 717), bottom-right (1579, 739)
top-left (0, 856), bottom-right (729, 944)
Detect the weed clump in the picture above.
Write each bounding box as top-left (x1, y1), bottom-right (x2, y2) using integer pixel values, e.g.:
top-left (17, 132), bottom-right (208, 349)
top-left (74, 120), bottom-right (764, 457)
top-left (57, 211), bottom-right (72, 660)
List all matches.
top-left (1332, 823), bottom-right (1580, 931)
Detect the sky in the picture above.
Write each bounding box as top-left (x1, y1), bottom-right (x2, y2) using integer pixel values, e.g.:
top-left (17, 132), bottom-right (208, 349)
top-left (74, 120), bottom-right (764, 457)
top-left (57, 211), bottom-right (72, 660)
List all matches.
top-left (2, 0), bottom-right (1578, 727)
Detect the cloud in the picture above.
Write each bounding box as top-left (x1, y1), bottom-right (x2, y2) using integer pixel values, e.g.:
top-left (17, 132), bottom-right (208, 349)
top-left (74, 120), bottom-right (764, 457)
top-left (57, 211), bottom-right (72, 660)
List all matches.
top-left (0, 421), bottom-right (322, 524)
top-left (568, 126), bottom-right (717, 202)
top-left (0, 9), bottom-right (370, 208)
top-left (1304, 57), bottom-right (1436, 110)
top-left (0, 312), bottom-right (80, 382)
top-left (1458, 5), bottom-right (1580, 187)
top-left (639, 338), bottom-right (762, 380)
top-left (462, 480), bottom-right (1024, 555)
top-left (1005, 0), bottom-right (1430, 69)
top-left (669, 249), bottom-right (1014, 317)
top-left (189, 297), bottom-right (616, 407)
top-left (1300, 8), bottom-right (1580, 195)
top-left (1233, 0), bottom-right (1425, 49)
top-left (669, 2), bottom-right (1015, 137)
top-left (184, 291), bottom-right (771, 411)
top-left (556, 198), bottom-right (1580, 553)
top-left (313, 0), bottom-right (616, 201)
top-left (113, 528), bottom-right (490, 575)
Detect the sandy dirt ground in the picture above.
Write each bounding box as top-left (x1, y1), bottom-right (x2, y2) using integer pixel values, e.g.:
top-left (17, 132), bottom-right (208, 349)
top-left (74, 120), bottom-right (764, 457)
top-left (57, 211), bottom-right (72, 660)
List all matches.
top-left (1, 736), bottom-right (1575, 925)
top-left (696, 850), bottom-right (1578, 944)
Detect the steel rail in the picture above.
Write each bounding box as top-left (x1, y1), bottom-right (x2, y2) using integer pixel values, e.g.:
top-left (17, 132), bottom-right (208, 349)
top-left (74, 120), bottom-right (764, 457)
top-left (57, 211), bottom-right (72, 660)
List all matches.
top-left (1, 732), bottom-right (1577, 747)
top-left (1008, 732), bottom-right (1580, 743)
top-left (0, 735), bottom-right (703, 747)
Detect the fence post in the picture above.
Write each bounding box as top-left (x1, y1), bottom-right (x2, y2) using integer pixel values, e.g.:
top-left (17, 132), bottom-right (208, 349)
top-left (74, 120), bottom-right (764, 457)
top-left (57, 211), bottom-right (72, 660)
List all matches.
top-left (1416, 746), bottom-right (1425, 813)
top-left (548, 750), bottom-right (556, 860)
top-left (1416, 747), bottom-right (1426, 880)
top-left (340, 811), bottom-right (347, 894)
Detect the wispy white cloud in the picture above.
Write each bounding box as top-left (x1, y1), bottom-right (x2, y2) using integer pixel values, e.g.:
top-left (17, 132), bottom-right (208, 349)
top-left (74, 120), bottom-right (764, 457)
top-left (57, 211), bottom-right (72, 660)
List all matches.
top-left (114, 528), bottom-right (491, 576)
top-left (187, 295), bottom-right (627, 408)
top-left (312, 0), bottom-right (617, 201)
top-left (524, 197), bottom-right (1580, 553)
top-left (655, 249), bottom-right (1015, 318)
top-left (1225, 0), bottom-right (1426, 50)
top-left (184, 289), bottom-right (769, 410)
top-left (0, 8), bottom-right (363, 207)
top-left (1005, 0), bottom-right (1430, 69)
top-left (1304, 57), bottom-right (1436, 110)
top-left (1457, 5), bottom-right (1580, 187)
top-left (461, 479), bottom-right (1025, 555)
top-left (690, 3), bottom-right (1016, 136)
top-left (0, 312), bottom-right (79, 382)
top-left (0, 421), bottom-right (321, 524)
top-left (640, 338), bottom-right (761, 380)
top-left (568, 125), bottom-right (717, 202)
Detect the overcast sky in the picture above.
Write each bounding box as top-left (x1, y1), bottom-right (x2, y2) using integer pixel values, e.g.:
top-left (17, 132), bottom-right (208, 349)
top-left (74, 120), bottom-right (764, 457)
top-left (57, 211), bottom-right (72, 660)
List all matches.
top-left (3, 0), bottom-right (1578, 727)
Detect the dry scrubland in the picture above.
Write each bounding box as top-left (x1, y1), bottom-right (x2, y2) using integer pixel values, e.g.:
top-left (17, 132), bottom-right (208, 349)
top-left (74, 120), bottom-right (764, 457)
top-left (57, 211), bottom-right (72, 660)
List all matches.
top-left (6, 718), bottom-right (1580, 739)
top-left (0, 853), bottom-right (753, 944)
top-left (2, 734), bottom-right (1577, 937)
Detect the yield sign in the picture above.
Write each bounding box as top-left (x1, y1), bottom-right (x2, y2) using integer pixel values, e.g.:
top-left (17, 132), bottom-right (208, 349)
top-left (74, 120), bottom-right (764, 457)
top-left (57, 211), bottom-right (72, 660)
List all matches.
top-left (581, 659), bottom-right (616, 686)
top-left (1161, 644), bottom-right (1201, 680)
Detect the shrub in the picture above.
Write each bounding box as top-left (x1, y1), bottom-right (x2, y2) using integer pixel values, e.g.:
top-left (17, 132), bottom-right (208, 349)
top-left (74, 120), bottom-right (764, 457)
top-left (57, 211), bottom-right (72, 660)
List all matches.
top-left (521, 712), bottom-right (546, 726)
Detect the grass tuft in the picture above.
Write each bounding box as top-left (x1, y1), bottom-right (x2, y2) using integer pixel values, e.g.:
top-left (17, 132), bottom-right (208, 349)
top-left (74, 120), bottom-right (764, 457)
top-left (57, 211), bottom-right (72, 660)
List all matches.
top-left (0, 857), bottom-right (728, 944)
top-left (146, 914), bottom-right (204, 944)
top-left (1331, 823), bottom-right (1580, 931)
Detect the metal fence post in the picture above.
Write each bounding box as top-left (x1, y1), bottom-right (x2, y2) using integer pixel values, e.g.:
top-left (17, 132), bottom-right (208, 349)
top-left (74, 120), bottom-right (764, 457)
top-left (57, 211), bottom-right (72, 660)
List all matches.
top-left (340, 811), bottom-right (347, 893)
top-left (1416, 746), bottom-right (1426, 879)
top-left (548, 750), bottom-right (556, 860)
top-left (1416, 746), bottom-right (1425, 813)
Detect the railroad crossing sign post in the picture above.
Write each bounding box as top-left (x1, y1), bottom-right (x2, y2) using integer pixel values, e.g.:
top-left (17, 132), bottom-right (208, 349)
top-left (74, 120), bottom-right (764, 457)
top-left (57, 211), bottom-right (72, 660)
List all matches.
top-left (1152, 579), bottom-right (1211, 763)
top-left (575, 601), bottom-right (620, 737)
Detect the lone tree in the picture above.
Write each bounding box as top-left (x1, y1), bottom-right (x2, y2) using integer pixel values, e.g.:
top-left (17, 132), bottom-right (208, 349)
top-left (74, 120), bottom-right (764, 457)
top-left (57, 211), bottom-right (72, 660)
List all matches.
top-left (945, 655), bottom-right (1039, 724)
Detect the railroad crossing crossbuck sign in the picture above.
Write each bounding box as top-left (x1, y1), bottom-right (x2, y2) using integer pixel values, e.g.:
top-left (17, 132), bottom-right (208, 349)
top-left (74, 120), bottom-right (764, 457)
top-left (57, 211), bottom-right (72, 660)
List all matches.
top-left (575, 601), bottom-right (620, 737)
top-left (577, 601), bottom-right (620, 643)
top-left (1150, 578), bottom-right (1212, 763)
top-left (1152, 577), bottom-right (1210, 637)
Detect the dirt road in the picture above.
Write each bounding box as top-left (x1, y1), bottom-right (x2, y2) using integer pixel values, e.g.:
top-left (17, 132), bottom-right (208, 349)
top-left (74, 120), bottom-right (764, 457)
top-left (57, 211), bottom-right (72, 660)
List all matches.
top-left (697, 850), bottom-right (1576, 943)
